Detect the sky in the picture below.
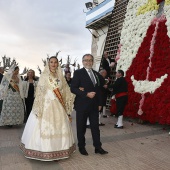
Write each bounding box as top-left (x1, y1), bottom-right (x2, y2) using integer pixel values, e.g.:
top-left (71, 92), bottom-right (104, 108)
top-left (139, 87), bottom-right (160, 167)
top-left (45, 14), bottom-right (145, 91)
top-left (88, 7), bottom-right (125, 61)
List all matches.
top-left (0, 0), bottom-right (91, 74)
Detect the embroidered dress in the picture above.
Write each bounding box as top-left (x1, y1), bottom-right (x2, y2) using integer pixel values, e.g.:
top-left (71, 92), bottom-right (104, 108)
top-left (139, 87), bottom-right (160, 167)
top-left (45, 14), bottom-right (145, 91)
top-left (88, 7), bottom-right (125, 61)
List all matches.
top-left (20, 64), bottom-right (75, 161)
top-left (0, 70), bottom-right (25, 126)
top-left (0, 83), bottom-right (24, 126)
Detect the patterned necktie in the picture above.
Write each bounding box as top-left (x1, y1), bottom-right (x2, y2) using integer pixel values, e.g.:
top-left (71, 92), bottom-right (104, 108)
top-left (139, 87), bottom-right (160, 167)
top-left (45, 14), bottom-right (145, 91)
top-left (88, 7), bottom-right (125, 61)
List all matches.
top-left (88, 69), bottom-right (96, 86)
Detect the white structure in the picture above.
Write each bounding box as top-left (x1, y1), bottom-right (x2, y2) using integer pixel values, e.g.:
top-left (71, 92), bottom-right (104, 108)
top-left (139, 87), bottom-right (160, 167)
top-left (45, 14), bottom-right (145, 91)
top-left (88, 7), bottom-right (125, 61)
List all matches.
top-left (85, 0), bottom-right (115, 71)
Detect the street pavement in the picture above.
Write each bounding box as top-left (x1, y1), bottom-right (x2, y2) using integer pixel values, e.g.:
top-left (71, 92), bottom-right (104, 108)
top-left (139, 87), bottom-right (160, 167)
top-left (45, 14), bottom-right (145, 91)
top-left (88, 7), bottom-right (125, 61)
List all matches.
top-left (1, 111), bottom-right (170, 170)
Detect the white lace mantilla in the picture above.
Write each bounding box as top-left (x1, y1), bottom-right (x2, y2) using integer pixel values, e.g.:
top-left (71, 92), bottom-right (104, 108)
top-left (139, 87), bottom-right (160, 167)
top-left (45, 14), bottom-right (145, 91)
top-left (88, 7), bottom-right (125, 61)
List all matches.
top-left (32, 65), bottom-right (75, 118)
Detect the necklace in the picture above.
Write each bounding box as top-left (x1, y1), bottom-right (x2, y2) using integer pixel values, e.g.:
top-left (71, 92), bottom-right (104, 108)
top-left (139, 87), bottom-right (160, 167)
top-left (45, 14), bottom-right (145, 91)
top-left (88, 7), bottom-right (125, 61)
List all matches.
top-left (50, 71), bottom-right (58, 78)
top-left (50, 69), bottom-right (56, 73)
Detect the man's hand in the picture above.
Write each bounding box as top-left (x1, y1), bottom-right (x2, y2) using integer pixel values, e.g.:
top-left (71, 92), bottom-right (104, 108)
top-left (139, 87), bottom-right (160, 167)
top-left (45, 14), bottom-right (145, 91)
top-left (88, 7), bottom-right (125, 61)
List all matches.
top-left (109, 62), bottom-right (115, 68)
top-left (103, 85), bottom-right (108, 89)
top-left (87, 92), bottom-right (96, 98)
top-left (98, 106), bottom-right (102, 111)
top-left (79, 87), bottom-right (84, 91)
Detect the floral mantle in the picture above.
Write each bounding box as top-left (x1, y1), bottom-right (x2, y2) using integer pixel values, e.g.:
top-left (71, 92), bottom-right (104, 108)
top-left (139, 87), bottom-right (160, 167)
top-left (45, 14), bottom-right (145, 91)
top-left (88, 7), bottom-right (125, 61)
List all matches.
top-left (116, 0), bottom-right (170, 124)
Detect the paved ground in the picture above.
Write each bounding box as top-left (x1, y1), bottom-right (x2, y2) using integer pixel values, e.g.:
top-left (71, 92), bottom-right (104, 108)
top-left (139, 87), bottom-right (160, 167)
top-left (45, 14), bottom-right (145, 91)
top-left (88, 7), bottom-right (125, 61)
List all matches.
top-left (1, 111), bottom-right (170, 170)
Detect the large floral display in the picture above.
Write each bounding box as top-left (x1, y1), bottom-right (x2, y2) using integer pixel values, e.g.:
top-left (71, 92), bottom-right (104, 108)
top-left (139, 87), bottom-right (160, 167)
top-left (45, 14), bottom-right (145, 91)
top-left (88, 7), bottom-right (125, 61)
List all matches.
top-left (116, 0), bottom-right (170, 124)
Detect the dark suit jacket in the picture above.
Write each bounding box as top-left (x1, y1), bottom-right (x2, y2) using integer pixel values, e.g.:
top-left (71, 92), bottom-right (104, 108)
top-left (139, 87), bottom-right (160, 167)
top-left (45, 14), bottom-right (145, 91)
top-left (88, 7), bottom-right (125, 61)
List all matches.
top-left (0, 73), bottom-right (3, 84)
top-left (99, 75), bottom-right (109, 105)
top-left (111, 77), bottom-right (128, 95)
top-left (71, 68), bottom-right (102, 112)
top-left (102, 57), bottom-right (115, 76)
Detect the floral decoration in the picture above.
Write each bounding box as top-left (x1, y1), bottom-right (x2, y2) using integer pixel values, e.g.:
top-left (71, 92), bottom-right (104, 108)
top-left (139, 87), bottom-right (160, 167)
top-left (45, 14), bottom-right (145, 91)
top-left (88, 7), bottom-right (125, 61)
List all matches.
top-left (165, 0), bottom-right (170, 37)
top-left (117, 0), bottom-right (158, 74)
top-left (115, 0), bottom-right (170, 124)
top-left (137, 0), bottom-right (159, 15)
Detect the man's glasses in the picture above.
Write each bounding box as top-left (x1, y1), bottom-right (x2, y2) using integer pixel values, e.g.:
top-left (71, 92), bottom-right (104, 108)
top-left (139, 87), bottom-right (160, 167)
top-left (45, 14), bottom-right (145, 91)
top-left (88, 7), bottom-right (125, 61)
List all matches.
top-left (83, 59), bottom-right (93, 62)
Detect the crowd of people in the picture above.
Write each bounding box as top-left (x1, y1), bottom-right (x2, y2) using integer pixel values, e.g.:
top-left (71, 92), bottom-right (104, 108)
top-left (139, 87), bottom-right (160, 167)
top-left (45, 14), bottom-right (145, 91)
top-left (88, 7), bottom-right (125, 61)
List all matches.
top-left (0, 52), bottom-right (128, 161)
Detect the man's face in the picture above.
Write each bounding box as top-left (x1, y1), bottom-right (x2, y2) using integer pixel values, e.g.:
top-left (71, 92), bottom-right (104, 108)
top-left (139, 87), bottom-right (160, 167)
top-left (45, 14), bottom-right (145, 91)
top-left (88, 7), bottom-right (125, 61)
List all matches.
top-left (116, 71), bottom-right (121, 78)
top-left (82, 55), bottom-right (93, 69)
top-left (104, 52), bottom-right (108, 59)
top-left (101, 70), bottom-right (107, 78)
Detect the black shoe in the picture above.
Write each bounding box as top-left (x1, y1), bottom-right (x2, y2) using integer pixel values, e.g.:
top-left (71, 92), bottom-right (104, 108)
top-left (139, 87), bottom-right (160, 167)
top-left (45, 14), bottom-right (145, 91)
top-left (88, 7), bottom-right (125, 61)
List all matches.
top-left (114, 125), bottom-right (123, 129)
top-left (99, 123), bottom-right (105, 126)
top-left (114, 124), bottom-right (118, 128)
top-left (86, 125), bottom-right (90, 129)
top-left (7, 125), bottom-right (13, 128)
top-left (103, 115), bottom-right (107, 118)
top-left (95, 148), bottom-right (108, 155)
top-left (79, 148), bottom-right (88, 156)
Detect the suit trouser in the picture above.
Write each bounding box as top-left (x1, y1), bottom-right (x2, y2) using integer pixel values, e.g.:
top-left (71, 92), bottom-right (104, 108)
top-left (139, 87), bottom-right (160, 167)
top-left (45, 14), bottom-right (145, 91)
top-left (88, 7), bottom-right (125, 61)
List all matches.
top-left (116, 95), bottom-right (128, 117)
top-left (76, 108), bottom-right (102, 149)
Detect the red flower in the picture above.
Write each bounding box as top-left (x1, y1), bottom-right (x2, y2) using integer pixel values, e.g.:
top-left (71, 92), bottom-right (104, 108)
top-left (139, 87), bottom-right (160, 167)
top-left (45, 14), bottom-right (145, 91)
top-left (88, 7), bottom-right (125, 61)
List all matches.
top-left (124, 18), bottom-right (170, 124)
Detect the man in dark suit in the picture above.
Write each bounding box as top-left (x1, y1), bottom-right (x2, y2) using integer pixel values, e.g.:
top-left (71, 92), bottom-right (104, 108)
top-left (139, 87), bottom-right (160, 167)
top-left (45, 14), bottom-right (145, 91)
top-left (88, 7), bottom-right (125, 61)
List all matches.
top-left (71, 54), bottom-right (108, 156)
top-left (0, 67), bottom-right (4, 83)
top-left (99, 69), bottom-right (109, 120)
top-left (110, 70), bottom-right (128, 129)
top-left (102, 52), bottom-right (115, 78)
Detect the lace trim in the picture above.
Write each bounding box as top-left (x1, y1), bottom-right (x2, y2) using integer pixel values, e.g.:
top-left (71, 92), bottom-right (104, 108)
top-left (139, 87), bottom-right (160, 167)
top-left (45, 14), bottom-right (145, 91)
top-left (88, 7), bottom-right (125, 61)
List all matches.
top-left (20, 143), bottom-right (76, 161)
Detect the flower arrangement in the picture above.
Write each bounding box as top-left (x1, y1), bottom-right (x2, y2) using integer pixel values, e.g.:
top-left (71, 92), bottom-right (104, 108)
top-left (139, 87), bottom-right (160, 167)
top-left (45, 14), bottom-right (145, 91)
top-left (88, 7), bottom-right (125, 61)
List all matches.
top-left (116, 0), bottom-right (170, 124)
top-left (137, 0), bottom-right (159, 15)
top-left (165, 0), bottom-right (170, 37)
top-left (165, 0), bottom-right (170, 5)
top-left (117, 0), bottom-right (158, 74)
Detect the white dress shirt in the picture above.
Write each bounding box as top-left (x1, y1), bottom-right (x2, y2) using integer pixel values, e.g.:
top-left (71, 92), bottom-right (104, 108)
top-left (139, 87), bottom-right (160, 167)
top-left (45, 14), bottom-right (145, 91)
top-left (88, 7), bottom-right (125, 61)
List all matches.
top-left (85, 68), bottom-right (97, 84)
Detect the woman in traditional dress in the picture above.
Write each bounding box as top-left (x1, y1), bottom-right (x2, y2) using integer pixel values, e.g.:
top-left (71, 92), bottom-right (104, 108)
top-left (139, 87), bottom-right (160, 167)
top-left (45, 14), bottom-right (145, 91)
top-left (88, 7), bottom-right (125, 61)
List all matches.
top-left (20, 56), bottom-right (76, 161)
top-left (23, 69), bottom-right (38, 122)
top-left (0, 66), bottom-right (25, 127)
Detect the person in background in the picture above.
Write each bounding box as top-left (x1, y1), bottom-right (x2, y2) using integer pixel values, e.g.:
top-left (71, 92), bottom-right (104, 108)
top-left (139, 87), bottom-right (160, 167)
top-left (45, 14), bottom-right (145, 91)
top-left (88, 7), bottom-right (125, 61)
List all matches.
top-left (0, 67), bottom-right (4, 83)
top-left (102, 52), bottom-right (115, 78)
top-left (110, 70), bottom-right (128, 129)
top-left (99, 69), bottom-right (109, 124)
top-left (23, 69), bottom-right (38, 122)
top-left (65, 72), bottom-right (72, 87)
top-left (0, 66), bottom-right (25, 127)
top-left (64, 64), bottom-right (71, 74)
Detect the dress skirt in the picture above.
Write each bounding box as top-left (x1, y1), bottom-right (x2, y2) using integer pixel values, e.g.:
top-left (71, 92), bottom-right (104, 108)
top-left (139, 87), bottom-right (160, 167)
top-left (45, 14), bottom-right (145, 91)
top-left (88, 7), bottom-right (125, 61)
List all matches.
top-left (20, 90), bottom-right (76, 161)
top-left (0, 88), bottom-right (24, 126)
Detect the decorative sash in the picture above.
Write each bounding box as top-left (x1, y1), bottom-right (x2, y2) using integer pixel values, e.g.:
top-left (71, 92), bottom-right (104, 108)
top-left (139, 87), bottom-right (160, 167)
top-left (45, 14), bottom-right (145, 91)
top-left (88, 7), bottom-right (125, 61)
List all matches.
top-left (53, 87), bottom-right (66, 111)
top-left (53, 88), bottom-right (72, 122)
top-left (115, 92), bottom-right (128, 99)
top-left (49, 75), bottom-right (72, 122)
top-left (10, 79), bottom-right (20, 92)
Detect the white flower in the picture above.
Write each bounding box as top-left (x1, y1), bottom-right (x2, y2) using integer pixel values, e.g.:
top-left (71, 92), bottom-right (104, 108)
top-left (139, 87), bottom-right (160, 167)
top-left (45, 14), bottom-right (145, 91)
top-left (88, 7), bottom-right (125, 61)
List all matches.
top-left (164, 4), bottom-right (170, 38)
top-left (116, 0), bottom-right (158, 73)
top-left (131, 74), bottom-right (168, 94)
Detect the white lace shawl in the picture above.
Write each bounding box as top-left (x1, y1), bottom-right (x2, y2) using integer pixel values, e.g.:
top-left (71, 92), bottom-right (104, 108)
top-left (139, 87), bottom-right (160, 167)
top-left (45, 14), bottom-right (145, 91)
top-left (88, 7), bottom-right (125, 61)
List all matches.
top-left (0, 64), bottom-right (24, 100)
top-left (32, 64), bottom-right (75, 117)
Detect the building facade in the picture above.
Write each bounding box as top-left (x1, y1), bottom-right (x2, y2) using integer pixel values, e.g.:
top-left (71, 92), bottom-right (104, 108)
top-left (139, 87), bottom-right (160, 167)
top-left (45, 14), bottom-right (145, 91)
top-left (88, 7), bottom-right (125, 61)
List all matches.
top-left (85, 0), bottom-right (115, 71)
